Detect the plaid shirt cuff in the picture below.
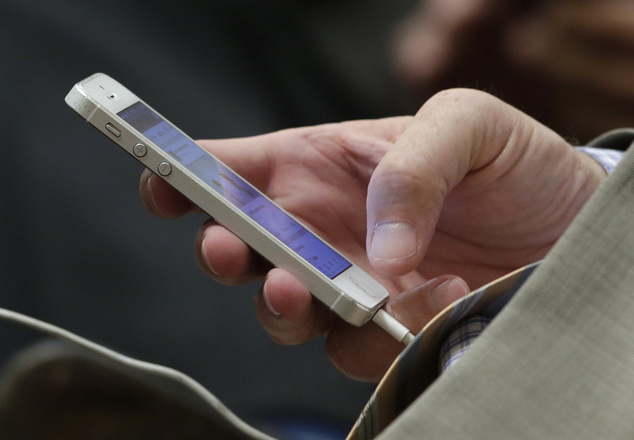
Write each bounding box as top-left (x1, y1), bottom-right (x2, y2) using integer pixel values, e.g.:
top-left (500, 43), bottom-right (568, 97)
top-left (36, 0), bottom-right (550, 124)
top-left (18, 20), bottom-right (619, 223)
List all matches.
top-left (577, 147), bottom-right (624, 174)
top-left (438, 316), bottom-right (492, 373)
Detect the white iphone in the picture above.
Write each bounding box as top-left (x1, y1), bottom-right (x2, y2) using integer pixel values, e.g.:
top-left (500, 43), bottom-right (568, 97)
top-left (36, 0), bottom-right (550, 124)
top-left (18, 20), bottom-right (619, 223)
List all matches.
top-left (65, 73), bottom-right (391, 328)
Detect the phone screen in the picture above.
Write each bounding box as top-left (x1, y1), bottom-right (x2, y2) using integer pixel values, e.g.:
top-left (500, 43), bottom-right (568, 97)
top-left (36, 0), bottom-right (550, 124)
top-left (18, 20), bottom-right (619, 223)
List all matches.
top-left (118, 102), bottom-right (352, 279)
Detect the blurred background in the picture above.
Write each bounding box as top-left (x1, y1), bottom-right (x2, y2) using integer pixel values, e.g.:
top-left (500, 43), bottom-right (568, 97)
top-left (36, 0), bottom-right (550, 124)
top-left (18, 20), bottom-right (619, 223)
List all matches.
top-left (0, 0), bottom-right (416, 438)
top-left (1, 0), bottom-right (633, 438)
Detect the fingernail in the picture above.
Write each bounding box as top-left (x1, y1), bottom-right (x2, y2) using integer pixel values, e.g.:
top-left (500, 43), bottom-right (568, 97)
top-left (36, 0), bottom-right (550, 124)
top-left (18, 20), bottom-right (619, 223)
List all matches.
top-left (429, 279), bottom-right (469, 312)
top-left (200, 236), bottom-right (219, 276)
top-left (146, 175), bottom-right (160, 213)
top-left (262, 283), bottom-right (282, 317)
top-left (369, 222), bottom-right (418, 261)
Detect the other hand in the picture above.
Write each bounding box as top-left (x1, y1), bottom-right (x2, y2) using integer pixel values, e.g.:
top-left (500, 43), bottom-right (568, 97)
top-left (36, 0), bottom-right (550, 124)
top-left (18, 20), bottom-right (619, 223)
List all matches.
top-left (393, 0), bottom-right (634, 142)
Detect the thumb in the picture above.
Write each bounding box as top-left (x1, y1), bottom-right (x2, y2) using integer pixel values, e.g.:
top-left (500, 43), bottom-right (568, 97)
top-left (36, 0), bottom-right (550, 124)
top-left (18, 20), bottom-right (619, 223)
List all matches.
top-left (366, 89), bottom-right (520, 276)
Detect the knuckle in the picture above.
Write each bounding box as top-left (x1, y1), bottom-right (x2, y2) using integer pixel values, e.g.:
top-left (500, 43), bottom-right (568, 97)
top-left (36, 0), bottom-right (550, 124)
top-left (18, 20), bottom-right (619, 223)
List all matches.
top-left (424, 88), bottom-right (500, 117)
top-left (371, 152), bottom-right (447, 206)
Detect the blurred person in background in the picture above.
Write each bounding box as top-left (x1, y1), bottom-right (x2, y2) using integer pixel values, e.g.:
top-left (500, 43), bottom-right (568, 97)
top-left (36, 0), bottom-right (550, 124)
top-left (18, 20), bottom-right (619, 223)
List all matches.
top-left (393, 0), bottom-right (634, 144)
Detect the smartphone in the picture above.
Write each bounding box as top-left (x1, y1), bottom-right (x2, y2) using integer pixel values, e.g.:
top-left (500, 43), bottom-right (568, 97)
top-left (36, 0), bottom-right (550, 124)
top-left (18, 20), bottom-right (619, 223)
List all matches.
top-left (65, 73), bottom-right (389, 327)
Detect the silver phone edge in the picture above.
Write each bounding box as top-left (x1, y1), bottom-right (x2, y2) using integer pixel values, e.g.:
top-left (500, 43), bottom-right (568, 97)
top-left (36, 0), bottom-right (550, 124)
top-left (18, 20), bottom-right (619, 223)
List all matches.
top-left (65, 75), bottom-right (388, 326)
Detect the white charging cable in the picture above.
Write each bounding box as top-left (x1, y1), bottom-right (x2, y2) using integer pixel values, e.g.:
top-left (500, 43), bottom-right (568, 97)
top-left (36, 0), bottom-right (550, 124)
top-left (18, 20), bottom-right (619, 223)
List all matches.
top-left (372, 308), bottom-right (415, 345)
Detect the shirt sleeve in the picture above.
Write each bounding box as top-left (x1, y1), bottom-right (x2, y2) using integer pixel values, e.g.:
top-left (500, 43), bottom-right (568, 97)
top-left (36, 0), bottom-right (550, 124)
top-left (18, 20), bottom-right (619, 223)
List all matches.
top-left (577, 147), bottom-right (625, 174)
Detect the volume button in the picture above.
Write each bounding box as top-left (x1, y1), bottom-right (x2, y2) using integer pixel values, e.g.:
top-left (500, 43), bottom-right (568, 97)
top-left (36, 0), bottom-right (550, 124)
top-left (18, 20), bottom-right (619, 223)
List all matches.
top-left (133, 143), bottom-right (147, 157)
top-left (157, 162), bottom-right (172, 176)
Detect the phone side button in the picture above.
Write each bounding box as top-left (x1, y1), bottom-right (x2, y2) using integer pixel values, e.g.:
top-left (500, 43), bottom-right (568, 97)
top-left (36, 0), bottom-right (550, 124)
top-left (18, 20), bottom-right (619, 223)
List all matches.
top-left (105, 123), bottom-right (121, 137)
top-left (133, 143), bottom-right (147, 157)
top-left (157, 162), bottom-right (172, 176)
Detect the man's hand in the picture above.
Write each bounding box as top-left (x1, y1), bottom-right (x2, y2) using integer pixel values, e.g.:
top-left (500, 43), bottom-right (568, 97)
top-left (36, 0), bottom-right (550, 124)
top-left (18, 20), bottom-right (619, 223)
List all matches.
top-left (140, 89), bottom-right (606, 381)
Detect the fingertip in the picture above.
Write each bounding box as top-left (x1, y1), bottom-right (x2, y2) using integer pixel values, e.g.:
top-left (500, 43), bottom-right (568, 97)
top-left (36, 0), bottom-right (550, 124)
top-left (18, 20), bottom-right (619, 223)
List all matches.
top-left (369, 256), bottom-right (422, 278)
top-left (367, 222), bottom-right (423, 276)
top-left (139, 170), bottom-right (159, 215)
top-left (255, 269), bottom-right (328, 345)
top-left (263, 269), bottom-right (313, 322)
top-left (261, 281), bottom-right (282, 317)
top-left (140, 170), bottom-right (197, 219)
top-left (197, 223), bottom-right (253, 282)
top-left (428, 277), bottom-right (470, 312)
